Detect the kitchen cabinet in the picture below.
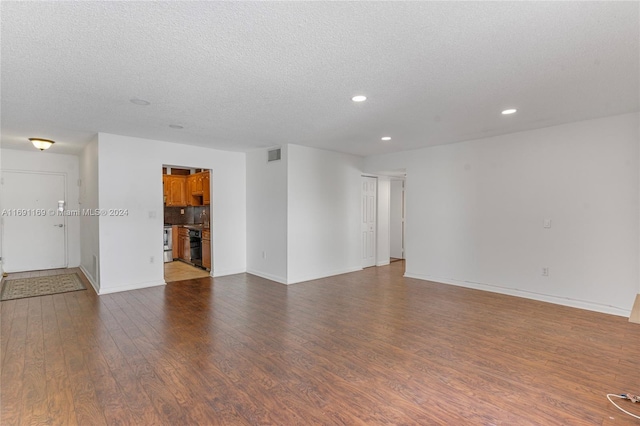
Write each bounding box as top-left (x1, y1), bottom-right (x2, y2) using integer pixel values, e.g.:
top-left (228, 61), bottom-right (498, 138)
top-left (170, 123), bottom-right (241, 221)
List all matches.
top-left (172, 225), bottom-right (179, 260)
top-left (178, 227), bottom-right (190, 262)
top-left (187, 173), bottom-right (205, 206)
top-left (203, 171), bottom-right (210, 205)
top-left (163, 175), bottom-right (170, 201)
top-left (164, 175), bottom-right (187, 207)
top-left (192, 173), bottom-right (204, 194)
top-left (202, 229), bottom-right (211, 270)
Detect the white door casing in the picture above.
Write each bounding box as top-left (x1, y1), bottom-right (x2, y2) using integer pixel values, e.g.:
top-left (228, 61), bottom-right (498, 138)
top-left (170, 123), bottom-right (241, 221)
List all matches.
top-left (1, 171), bottom-right (67, 272)
top-left (361, 176), bottom-right (377, 268)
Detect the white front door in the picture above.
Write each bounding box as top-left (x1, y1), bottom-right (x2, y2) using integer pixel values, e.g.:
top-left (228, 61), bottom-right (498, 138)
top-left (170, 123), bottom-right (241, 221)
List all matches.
top-left (361, 176), bottom-right (377, 268)
top-left (2, 171), bottom-right (67, 272)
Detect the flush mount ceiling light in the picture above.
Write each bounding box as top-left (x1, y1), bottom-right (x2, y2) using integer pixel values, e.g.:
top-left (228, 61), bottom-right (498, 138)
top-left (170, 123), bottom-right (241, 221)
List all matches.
top-left (501, 108), bottom-right (517, 115)
top-left (169, 124), bottom-right (184, 129)
top-left (381, 136), bottom-right (392, 141)
top-left (29, 138), bottom-right (55, 151)
top-left (130, 98), bottom-right (150, 106)
top-left (351, 95), bottom-right (367, 102)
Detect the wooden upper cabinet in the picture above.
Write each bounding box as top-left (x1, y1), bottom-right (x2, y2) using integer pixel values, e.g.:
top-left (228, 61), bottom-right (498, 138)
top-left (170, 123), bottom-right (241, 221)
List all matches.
top-left (164, 172), bottom-right (208, 207)
top-left (187, 172), bottom-right (207, 206)
top-left (195, 174), bottom-right (204, 194)
top-left (203, 171), bottom-right (210, 205)
top-left (165, 175), bottom-right (187, 207)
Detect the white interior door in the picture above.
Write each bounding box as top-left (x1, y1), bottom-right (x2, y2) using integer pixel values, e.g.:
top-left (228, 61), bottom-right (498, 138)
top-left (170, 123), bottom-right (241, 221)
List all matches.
top-left (2, 171), bottom-right (67, 272)
top-left (361, 176), bottom-right (377, 268)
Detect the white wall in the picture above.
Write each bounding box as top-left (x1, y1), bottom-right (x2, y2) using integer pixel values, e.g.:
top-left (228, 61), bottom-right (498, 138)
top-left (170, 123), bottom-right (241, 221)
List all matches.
top-left (390, 179), bottom-right (404, 259)
top-left (246, 146), bottom-right (288, 283)
top-left (97, 133), bottom-right (246, 294)
top-left (376, 176), bottom-right (391, 266)
top-left (0, 146), bottom-right (3, 276)
top-left (79, 136), bottom-right (100, 290)
top-left (1, 148), bottom-right (81, 269)
top-left (365, 113), bottom-right (639, 317)
top-left (287, 144), bottom-right (363, 284)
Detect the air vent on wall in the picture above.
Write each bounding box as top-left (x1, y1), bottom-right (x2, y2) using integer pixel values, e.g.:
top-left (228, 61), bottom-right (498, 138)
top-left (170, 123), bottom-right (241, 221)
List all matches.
top-left (268, 148), bottom-right (281, 162)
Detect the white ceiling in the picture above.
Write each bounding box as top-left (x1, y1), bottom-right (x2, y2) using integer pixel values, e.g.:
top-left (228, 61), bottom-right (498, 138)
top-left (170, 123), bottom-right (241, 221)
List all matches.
top-left (1, 2), bottom-right (638, 157)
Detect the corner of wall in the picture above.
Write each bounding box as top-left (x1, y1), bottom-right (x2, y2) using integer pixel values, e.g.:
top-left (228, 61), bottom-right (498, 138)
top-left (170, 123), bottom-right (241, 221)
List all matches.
top-left (630, 294), bottom-right (640, 324)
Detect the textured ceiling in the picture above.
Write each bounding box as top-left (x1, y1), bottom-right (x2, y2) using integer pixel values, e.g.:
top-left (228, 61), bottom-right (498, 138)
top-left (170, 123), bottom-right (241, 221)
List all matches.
top-left (1, 2), bottom-right (638, 156)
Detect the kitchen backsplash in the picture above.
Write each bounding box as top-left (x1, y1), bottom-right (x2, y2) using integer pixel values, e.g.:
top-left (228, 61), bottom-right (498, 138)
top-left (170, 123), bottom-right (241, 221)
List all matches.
top-left (164, 205), bottom-right (210, 225)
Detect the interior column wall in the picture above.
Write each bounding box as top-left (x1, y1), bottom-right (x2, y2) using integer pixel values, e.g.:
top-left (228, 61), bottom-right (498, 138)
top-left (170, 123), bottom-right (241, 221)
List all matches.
top-left (287, 144), bottom-right (363, 284)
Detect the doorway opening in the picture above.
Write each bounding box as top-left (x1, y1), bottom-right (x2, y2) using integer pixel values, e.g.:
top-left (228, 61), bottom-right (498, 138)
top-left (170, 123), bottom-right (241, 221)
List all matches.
top-left (390, 177), bottom-right (405, 263)
top-left (361, 169), bottom-right (406, 273)
top-left (162, 165), bottom-right (212, 283)
top-left (361, 175), bottom-right (377, 268)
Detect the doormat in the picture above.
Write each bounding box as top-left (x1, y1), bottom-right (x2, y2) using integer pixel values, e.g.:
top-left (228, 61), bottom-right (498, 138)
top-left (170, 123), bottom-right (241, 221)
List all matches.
top-left (0, 273), bottom-right (86, 301)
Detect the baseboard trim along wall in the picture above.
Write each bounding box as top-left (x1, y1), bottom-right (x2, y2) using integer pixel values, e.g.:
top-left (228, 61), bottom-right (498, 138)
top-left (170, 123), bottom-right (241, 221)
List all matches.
top-left (287, 266), bottom-right (362, 285)
top-left (79, 265), bottom-right (99, 294)
top-left (212, 267), bottom-right (247, 278)
top-left (246, 270), bottom-right (288, 285)
top-left (630, 294), bottom-right (640, 324)
top-left (404, 272), bottom-right (632, 318)
top-left (97, 279), bottom-right (166, 295)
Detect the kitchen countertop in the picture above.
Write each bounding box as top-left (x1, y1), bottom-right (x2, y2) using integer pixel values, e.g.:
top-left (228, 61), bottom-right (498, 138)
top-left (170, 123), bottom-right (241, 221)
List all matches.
top-left (169, 224), bottom-right (210, 231)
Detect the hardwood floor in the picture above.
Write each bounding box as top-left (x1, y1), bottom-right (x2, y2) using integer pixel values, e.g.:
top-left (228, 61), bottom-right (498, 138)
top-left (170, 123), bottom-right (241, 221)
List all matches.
top-left (164, 260), bottom-right (210, 283)
top-left (1, 262), bottom-right (639, 425)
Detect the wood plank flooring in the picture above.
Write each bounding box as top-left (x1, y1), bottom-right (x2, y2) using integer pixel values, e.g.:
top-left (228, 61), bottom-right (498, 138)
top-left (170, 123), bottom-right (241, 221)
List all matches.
top-left (1, 262), bottom-right (639, 425)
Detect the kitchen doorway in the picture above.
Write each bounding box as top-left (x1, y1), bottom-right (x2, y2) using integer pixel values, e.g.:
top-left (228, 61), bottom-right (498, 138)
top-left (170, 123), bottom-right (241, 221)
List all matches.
top-left (162, 165), bottom-right (212, 283)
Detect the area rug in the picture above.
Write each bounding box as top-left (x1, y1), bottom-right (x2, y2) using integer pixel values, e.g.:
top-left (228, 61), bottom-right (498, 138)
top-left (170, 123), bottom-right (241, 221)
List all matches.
top-left (0, 273), bottom-right (86, 301)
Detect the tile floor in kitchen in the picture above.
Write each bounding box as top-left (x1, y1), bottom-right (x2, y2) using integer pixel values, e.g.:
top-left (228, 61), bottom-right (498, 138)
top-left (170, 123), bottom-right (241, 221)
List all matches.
top-left (164, 260), bottom-right (210, 282)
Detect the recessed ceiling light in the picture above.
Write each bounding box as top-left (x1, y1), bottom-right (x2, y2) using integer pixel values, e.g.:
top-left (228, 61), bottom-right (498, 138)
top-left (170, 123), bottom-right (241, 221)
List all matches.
top-left (169, 124), bottom-right (184, 129)
top-left (130, 98), bottom-right (150, 106)
top-left (351, 95), bottom-right (367, 102)
top-left (381, 136), bottom-right (392, 141)
top-left (501, 108), bottom-right (517, 115)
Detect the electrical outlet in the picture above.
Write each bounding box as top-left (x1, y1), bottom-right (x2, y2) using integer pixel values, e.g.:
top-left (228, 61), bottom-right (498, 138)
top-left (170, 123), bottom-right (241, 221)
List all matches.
top-left (180, 209), bottom-right (184, 214)
top-left (262, 251), bottom-right (267, 260)
top-left (150, 256), bottom-right (155, 264)
top-left (542, 267), bottom-right (549, 276)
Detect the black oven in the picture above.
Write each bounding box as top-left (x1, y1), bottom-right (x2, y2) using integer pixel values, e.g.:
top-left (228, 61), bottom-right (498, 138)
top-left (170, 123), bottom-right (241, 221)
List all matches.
top-left (189, 229), bottom-right (202, 267)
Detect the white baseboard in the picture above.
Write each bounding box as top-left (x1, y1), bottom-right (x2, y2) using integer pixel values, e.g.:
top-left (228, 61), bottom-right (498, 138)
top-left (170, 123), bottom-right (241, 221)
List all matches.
top-left (246, 269), bottom-right (288, 285)
top-left (404, 272), bottom-right (632, 318)
top-left (79, 265), bottom-right (100, 294)
top-left (376, 261), bottom-right (390, 267)
top-left (97, 279), bottom-right (166, 295)
top-left (287, 266), bottom-right (362, 285)
top-left (212, 267), bottom-right (246, 278)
